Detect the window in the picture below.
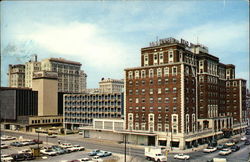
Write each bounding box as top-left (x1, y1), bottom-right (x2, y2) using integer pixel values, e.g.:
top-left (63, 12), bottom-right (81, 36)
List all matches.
top-left (129, 90), bottom-right (133, 95)
top-left (144, 54), bottom-right (149, 66)
top-left (150, 79), bottom-right (153, 85)
top-left (165, 88), bottom-right (169, 93)
top-left (168, 51), bottom-right (174, 63)
top-left (172, 67), bottom-right (177, 75)
top-left (129, 98), bottom-right (133, 103)
top-left (165, 78), bottom-right (169, 84)
top-left (128, 71), bottom-right (133, 79)
top-left (158, 107), bottom-right (162, 112)
top-left (154, 53), bottom-right (158, 65)
top-left (141, 89), bottom-right (145, 94)
top-left (157, 68), bottom-right (162, 77)
top-left (158, 98), bottom-right (162, 103)
top-left (173, 87), bottom-right (177, 93)
top-left (141, 98), bottom-right (145, 103)
top-left (173, 78), bottom-right (177, 83)
top-left (135, 70), bottom-right (139, 79)
top-left (142, 107), bottom-right (145, 112)
top-left (165, 97), bottom-right (169, 103)
top-left (185, 66), bottom-right (189, 75)
top-left (158, 88), bottom-right (162, 94)
top-left (150, 89), bottom-right (153, 94)
top-left (135, 98), bottom-right (139, 103)
top-left (141, 80), bottom-right (145, 85)
top-left (150, 97), bottom-right (154, 103)
top-left (141, 70), bottom-right (146, 78)
top-left (158, 79), bottom-right (162, 85)
top-left (164, 67), bottom-right (169, 76)
top-left (165, 106), bottom-right (169, 112)
top-left (173, 106), bottom-right (177, 112)
top-left (150, 106), bottom-right (154, 112)
top-left (173, 97), bottom-right (177, 103)
top-left (159, 52), bottom-right (164, 64)
top-left (149, 69), bottom-right (154, 77)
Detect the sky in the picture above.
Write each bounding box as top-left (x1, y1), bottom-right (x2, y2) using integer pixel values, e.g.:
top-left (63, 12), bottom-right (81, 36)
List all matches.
top-left (1, 0), bottom-right (249, 88)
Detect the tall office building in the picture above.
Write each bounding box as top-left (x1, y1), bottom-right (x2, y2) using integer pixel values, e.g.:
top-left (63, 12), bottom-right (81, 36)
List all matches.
top-left (99, 78), bottom-right (124, 93)
top-left (124, 37), bottom-right (247, 149)
top-left (8, 64), bottom-right (25, 88)
top-left (9, 56), bottom-right (87, 93)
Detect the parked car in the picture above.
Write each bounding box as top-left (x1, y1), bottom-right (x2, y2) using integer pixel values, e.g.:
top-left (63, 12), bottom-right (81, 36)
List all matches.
top-left (1, 154), bottom-right (14, 162)
top-left (219, 149), bottom-right (232, 155)
top-left (88, 150), bottom-right (101, 156)
top-left (231, 145), bottom-right (240, 152)
top-left (241, 136), bottom-right (247, 141)
top-left (18, 149), bottom-right (32, 154)
top-left (245, 140), bottom-right (250, 145)
top-left (33, 139), bottom-right (43, 144)
top-left (51, 145), bottom-right (66, 154)
top-left (48, 134), bottom-right (57, 138)
top-left (92, 156), bottom-right (103, 162)
top-left (11, 153), bottom-right (26, 161)
top-left (225, 142), bottom-right (235, 147)
top-left (21, 140), bottom-right (31, 146)
top-left (73, 145), bottom-right (85, 151)
top-left (67, 146), bottom-right (79, 152)
top-left (60, 143), bottom-right (73, 149)
top-left (78, 158), bottom-right (91, 161)
top-left (23, 153), bottom-right (35, 160)
top-left (1, 143), bottom-right (9, 149)
top-left (1, 136), bottom-right (16, 141)
top-left (203, 146), bottom-right (217, 153)
top-left (96, 151), bottom-right (106, 157)
top-left (103, 151), bottom-right (112, 157)
top-left (217, 144), bottom-right (226, 150)
top-left (40, 149), bottom-right (57, 156)
top-left (10, 141), bottom-right (24, 147)
top-left (174, 154), bottom-right (190, 160)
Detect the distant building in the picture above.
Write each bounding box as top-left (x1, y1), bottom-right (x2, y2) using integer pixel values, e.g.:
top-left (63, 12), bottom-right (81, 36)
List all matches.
top-left (63, 92), bottom-right (123, 130)
top-left (8, 64), bottom-right (25, 88)
top-left (0, 87), bottom-right (62, 132)
top-left (99, 78), bottom-right (124, 93)
top-left (32, 71), bottom-right (58, 116)
top-left (10, 56), bottom-right (87, 93)
top-left (40, 57), bottom-right (87, 93)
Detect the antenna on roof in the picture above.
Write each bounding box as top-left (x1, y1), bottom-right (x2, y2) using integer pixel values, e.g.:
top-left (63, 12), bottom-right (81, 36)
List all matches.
top-left (196, 36), bottom-right (199, 44)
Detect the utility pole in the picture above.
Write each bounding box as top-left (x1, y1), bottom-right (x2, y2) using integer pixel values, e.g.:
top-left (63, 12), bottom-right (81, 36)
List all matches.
top-left (124, 134), bottom-right (127, 162)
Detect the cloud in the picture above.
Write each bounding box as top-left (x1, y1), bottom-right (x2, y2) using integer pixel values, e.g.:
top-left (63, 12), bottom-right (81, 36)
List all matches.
top-left (16, 22), bottom-right (131, 70)
top-left (176, 21), bottom-right (249, 54)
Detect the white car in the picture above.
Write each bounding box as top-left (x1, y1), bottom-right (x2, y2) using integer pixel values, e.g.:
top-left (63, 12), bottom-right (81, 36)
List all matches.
top-left (241, 136), bottom-right (247, 141)
top-left (40, 149), bottom-right (57, 156)
top-left (1, 143), bottom-right (9, 149)
top-left (174, 153), bottom-right (190, 160)
top-left (18, 149), bottom-right (32, 154)
top-left (73, 145), bottom-right (85, 151)
top-left (67, 146), bottom-right (79, 152)
top-left (1, 136), bottom-right (16, 141)
top-left (60, 143), bottom-right (73, 149)
top-left (1, 154), bottom-right (14, 162)
top-left (225, 142), bottom-right (235, 147)
top-left (203, 146), bottom-right (217, 153)
top-left (48, 134), bottom-right (57, 138)
top-left (219, 149), bottom-right (232, 155)
top-left (92, 156), bottom-right (103, 162)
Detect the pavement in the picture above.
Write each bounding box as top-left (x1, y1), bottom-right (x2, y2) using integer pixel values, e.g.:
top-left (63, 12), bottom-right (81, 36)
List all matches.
top-left (2, 129), bottom-right (250, 162)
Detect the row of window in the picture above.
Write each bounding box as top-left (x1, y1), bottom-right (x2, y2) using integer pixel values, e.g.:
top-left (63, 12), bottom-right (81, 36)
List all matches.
top-left (128, 87), bottom-right (178, 95)
top-left (31, 118), bottom-right (61, 124)
top-left (128, 78), bottom-right (178, 87)
top-left (65, 95), bottom-right (121, 101)
top-left (65, 102), bottom-right (121, 106)
top-left (128, 66), bottom-right (178, 79)
top-left (65, 107), bottom-right (121, 112)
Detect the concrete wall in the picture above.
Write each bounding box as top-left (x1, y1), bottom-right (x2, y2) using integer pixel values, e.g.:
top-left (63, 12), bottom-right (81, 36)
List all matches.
top-left (32, 78), bottom-right (58, 116)
top-left (88, 130), bottom-right (123, 141)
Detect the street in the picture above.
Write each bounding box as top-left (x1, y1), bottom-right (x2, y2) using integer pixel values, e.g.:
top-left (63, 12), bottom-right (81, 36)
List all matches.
top-left (2, 130), bottom-right (250, 162)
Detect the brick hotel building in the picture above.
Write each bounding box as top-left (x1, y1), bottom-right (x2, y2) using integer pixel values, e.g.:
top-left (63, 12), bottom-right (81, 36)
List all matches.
top-left (124, 37), bottom-right (247, 149)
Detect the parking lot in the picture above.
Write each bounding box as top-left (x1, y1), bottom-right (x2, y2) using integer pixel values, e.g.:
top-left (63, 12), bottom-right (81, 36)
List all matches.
top-left (1, 136), bottom-right (121, 162)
